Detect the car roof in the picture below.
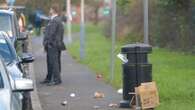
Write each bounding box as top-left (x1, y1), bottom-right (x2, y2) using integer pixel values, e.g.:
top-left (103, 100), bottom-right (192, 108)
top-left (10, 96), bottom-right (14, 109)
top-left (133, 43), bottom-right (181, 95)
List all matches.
top-left (0, 9), bottom-right (14, 16)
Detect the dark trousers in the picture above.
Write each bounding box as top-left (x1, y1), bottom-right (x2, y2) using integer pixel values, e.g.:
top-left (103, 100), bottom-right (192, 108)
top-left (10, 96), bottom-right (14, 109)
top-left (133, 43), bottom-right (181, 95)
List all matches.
top-left (46, 46), bottom-right (61, 82)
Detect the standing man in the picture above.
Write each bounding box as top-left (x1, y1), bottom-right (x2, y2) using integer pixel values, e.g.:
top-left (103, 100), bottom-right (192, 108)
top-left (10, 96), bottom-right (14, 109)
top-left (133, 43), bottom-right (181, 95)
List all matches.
top-left (42, 4), bottom-right (66, 86)
top-left (34, 9), bottom-right (43, 36)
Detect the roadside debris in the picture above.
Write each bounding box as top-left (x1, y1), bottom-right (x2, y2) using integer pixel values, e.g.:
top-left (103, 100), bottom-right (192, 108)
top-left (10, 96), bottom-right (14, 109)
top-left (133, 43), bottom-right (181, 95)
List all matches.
top-left (136, 82), bottom-right (160, 109)
top-left (94, 91), bottom-right (105, 99)
top-left (117, 53), bottom-right (128, 63)
top-left (93, 105), bottom-right (101, 109)
top-left (117, 88), bottom-right (123, 95)
top-left (96, 74), bottom-right (103, 80)
top-left (108, 103), bottom-right (118, 108)
top-left (61, 100), bottom-right (68, 106)
top-left (70, 93), bottom-right (76, 98)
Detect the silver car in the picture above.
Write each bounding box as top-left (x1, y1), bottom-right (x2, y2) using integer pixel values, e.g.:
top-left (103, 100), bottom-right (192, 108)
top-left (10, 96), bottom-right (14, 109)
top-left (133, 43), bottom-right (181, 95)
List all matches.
top-left (0, 32), bottom-right (34, 110)
top-left (0, 57), bottom-right (33, 110)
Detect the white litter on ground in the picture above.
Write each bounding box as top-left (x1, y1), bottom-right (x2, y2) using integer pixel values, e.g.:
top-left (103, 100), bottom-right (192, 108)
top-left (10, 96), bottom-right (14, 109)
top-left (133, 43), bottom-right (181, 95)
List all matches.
top-left (93, 105), bottom-right (101, 109)
top-left (117, 89), bottom-right (123, 95)
top-left (70, 93), bottom-right (76, 98)
top-left (61, 100), bottom-right (68, 106)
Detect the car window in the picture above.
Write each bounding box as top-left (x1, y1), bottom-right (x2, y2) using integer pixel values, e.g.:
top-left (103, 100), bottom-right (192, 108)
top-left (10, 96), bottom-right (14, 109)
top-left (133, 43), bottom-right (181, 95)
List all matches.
top-left (0, 38), bottom-right (15, 64)
top-left (0, 14), bottom-right (12, 36)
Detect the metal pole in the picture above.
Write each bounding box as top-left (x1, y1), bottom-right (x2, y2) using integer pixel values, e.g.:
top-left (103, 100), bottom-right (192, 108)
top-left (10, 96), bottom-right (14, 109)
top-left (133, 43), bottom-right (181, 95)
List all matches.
top-left (80, 0), bottom-right (85, 60)
top-left (67, 0), bottom-right (72, 43)
top-left (143, 0), bottom-right (149, 44)
top-left (110, 0), bottom-right (116, 82)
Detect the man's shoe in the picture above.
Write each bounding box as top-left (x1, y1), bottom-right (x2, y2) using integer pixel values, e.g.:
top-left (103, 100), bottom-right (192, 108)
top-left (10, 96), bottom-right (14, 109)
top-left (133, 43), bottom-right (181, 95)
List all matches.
top-left (40, 80), bottom-right (50, 84)
top-left (47, 81), bottom-right (62, 86)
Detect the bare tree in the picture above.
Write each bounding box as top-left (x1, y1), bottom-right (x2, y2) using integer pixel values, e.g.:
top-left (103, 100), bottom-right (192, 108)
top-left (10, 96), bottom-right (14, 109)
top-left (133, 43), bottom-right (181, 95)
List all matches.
top-left (85, 0), bottom-right (101, 24)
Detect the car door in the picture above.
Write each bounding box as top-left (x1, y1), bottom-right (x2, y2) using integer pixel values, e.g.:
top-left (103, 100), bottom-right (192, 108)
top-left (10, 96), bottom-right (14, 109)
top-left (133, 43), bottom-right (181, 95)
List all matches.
top-left (11, 92), bottom-right (22, 110)
top-left (11, 85), bottom-right (23, 110)
top-left (7, 69), bottom-right (23, 110)
top-left (0, 59), bottom-right (22, 110)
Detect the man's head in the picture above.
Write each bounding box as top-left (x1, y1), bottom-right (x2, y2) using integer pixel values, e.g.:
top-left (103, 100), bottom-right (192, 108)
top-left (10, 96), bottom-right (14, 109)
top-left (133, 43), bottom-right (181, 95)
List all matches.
top-left (50, 4), bottom-right (60, 16)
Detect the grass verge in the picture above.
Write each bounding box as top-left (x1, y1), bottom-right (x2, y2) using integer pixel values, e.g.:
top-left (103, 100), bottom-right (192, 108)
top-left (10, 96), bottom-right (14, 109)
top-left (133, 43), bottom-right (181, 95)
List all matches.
top-left (67, 24), bottom-right (195, 110)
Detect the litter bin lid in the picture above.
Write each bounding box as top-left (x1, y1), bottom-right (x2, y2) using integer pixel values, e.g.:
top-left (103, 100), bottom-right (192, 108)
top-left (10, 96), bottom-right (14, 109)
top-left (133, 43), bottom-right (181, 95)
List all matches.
top-left (121, 43), bottom-right (152, 54)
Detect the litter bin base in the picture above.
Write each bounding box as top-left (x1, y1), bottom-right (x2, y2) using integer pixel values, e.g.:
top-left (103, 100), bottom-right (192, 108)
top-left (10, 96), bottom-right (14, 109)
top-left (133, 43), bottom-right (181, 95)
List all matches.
top-left (120, 100), bottom-right (130, 108)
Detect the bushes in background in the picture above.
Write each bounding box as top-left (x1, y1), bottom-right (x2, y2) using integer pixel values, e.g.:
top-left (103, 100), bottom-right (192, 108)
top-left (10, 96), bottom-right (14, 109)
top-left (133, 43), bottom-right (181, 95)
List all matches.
top-left (104, 0), bottom-right (195, 52)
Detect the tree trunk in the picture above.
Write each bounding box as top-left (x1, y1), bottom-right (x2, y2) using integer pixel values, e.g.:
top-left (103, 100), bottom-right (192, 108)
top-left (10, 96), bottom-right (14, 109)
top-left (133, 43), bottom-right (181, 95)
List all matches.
top-left (94, 7), bottom-right (99, 25)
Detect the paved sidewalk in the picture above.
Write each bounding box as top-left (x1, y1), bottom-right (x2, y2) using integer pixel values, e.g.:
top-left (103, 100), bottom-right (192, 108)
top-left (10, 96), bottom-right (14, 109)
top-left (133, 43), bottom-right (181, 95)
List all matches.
top-left (32, 37), bottom-right (128, 110)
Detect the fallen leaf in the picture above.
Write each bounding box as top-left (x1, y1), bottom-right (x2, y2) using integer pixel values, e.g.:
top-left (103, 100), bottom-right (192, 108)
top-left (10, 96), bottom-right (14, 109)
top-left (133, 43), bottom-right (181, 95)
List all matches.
top-left (94, 91), bottom-right (105, 99)
top-left (108, 103), bottom-right (118, 108)
top-left (93, 105), bottom-right (101, 109)
top-left (96, 74), bottom-right (103, 80)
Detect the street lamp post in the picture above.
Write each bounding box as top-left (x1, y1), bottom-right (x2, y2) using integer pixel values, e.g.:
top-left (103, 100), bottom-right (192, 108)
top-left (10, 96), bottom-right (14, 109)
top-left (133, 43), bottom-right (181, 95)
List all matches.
top-left (80, 0), bottom-right (85, 60)
top-left (110, 0), bottom-right (116, 82)
top-left (67, 0), bottom-right (72, 43)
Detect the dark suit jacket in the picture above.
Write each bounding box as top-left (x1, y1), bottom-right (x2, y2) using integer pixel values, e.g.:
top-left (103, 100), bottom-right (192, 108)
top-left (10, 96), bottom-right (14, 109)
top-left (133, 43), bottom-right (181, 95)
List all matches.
top-left (43, 16), bottom-right (66, 51)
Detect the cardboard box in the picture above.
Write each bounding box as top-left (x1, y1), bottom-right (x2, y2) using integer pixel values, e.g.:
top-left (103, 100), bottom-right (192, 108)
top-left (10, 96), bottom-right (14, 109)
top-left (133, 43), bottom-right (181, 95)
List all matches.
top-left (136, 82), bottom-right (159, 109)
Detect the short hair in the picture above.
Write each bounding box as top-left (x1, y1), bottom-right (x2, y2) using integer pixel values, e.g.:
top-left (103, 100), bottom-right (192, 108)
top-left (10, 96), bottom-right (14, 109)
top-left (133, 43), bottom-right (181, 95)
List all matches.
top-left (51, 4), bottom-right (60, 14)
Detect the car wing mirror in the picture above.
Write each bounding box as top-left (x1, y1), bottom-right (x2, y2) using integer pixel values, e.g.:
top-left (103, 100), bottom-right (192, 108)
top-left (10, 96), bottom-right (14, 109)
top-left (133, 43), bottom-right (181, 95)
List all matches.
top-left (13, 78), bottom-right (34, 92)
top-left (20, 53), bottom-right (34, 64)
top-left (27, 24), bottom-right (33, 31)
top-left (27, 24), bottom-right (34, 34)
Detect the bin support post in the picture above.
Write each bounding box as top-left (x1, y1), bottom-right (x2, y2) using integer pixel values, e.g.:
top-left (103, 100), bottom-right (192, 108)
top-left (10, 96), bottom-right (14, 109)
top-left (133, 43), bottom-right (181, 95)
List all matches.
top-left (143, 0), bottom-right (149, 44)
